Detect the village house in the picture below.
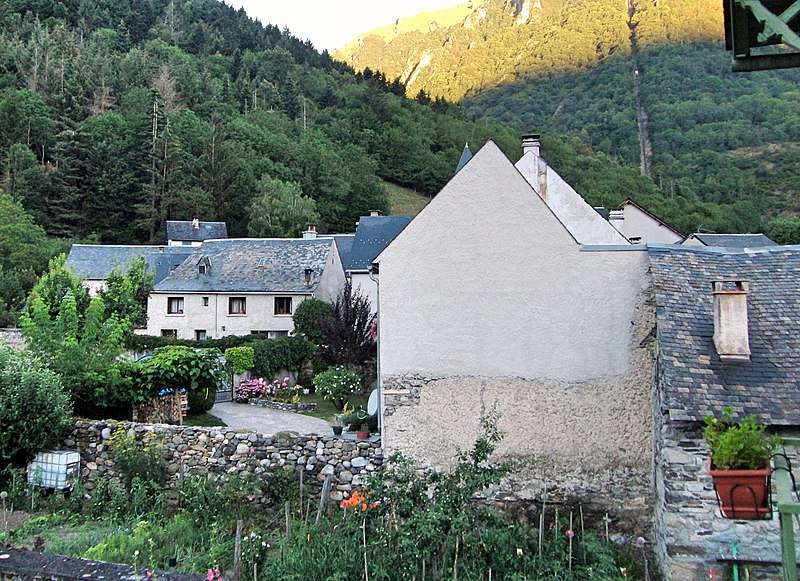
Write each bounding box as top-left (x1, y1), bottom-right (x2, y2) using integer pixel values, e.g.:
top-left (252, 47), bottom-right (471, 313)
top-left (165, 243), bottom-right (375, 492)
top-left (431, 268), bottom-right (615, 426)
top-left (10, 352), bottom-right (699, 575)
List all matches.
top-left (66, 245), bottom-right (193, 297)
top-left (374, 139), bottom-right (797, 577)
top-left (166, 219), bottom-right (228, 246)
top-left (610, 198), bottom-right (684, 244)
top-left (146, 237), bottom-right (345, 340)
top-left (649, 244), bottom-right (800, 578)
top-left (375, 141), bottom-right (655, 528)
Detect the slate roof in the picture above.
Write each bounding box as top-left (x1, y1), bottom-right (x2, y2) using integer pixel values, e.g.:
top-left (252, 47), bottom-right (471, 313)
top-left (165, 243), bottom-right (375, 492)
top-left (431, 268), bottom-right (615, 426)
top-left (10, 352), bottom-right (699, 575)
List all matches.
top-left (66, 245), bottom-right (194, 284)
top-left (455, 143), bottom-right (473, 174)
top-left (685, 233), bottom-right (778, 248)
top-left (154, 238), bottom-right (333, 293)
top-left (344, 215), bottom-right (414, 272)
top-left (649, 245), bottom-right (800, 425)
top-left (166, 220), bottom-right (228, 242)
top-left (330, 234), bottom-right (355, 266)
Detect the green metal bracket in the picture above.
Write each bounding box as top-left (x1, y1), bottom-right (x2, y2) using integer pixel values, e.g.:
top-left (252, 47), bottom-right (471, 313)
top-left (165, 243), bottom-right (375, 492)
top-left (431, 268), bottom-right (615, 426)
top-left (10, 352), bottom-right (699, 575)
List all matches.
top-left (725, 0), bottom-right (800, 71)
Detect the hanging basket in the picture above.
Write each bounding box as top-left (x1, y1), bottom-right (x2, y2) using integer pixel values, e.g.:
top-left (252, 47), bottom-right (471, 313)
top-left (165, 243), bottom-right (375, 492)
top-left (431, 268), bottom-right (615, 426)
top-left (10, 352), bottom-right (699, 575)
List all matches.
top-left (709, 461), bottom-right (772, 520)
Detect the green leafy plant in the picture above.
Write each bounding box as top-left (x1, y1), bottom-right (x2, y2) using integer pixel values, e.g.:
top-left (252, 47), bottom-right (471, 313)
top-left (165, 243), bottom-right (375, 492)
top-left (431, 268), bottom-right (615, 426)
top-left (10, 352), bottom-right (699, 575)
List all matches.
top-left (0, 345), bottom-right (71, 466)
top-left (704, 407), bottom-right (781, 470)
top-left (224, 347), bottom-right (254, 375)
top-left (313, 366), bottom-right (361, 410)
top-left (108, 427), bottom-right (167, 489)
top-left (291, 297), bottom-right (331, 343)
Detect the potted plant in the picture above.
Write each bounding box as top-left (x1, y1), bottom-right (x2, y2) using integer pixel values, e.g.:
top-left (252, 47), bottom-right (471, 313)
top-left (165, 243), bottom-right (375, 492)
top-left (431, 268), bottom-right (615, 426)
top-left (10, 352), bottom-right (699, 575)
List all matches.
top-left (704, 408), bottom-right (781, 519)
top-left (356, 422), bottom-right (370, 440)
top-left (329, 415), bottom-right (344, 436)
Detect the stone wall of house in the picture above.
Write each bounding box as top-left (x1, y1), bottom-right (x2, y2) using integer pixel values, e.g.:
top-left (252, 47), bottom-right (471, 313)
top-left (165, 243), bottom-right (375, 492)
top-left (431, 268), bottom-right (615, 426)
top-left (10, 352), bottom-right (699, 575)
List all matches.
top-left (380, 289), bottom-right (658, 537)
top-left (0, 329), bottom-right (24, 350)
top-left (654, 419), bottom-right (797, 580)
top-left (64, 421), bottom-right (382, 501)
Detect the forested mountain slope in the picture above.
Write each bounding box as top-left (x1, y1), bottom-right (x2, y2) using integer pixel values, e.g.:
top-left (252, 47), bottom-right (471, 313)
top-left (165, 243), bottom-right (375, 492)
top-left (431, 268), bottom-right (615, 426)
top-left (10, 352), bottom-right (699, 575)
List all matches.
top-left (337, 0), bottom-right (800, 234)
top-left (0, 0), bottom-right (519, 243)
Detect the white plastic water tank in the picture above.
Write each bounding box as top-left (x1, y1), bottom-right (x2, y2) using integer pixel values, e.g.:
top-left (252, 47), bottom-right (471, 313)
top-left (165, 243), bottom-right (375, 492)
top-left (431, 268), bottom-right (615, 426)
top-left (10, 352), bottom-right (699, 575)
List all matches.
top-left (27, 450), bottom-right (81, 490)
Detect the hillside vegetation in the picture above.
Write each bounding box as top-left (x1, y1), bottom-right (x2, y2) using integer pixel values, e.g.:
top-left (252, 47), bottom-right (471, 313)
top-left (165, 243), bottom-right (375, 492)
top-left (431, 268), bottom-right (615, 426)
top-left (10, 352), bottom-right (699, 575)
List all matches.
top-left (0, 0), bottom-right (520, 244)
top-left (337, 0), bottom-right (800, 233)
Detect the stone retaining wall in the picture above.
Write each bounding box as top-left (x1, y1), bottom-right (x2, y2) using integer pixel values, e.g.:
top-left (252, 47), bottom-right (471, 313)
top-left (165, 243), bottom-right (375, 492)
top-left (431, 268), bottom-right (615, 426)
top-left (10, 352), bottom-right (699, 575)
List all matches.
top-left (64, 421), bottom-right (382, 501)
top-left (247, 399), bottom-right (317, 413)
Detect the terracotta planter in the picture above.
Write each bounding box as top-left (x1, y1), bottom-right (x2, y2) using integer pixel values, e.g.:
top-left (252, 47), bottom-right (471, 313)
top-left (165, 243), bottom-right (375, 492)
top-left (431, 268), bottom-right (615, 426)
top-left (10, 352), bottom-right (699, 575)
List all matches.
top-left (709, 462), bottom-right (771, 519)
top-left (356, 431), bottom-right (370, 439)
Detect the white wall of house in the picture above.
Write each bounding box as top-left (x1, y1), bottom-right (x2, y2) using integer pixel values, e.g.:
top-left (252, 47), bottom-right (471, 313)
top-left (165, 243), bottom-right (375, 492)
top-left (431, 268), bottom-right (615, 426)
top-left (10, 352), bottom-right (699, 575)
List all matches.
top-left (83, 280), bottom-right (106, 297)
top-left (146, 292), bottom-right (311, 339)
top-left (681, 235), bottom-right (705, 246)
top-left (350, 272), bottom-right (377, 313)
top-left (377, 142), bottom-right (655, 516)
top-left (615, 203), bottom-right (683, 244)
top-left (314, 242), bottom-right (347, 303)
top-left (515, 151), bottom-right (628, 245)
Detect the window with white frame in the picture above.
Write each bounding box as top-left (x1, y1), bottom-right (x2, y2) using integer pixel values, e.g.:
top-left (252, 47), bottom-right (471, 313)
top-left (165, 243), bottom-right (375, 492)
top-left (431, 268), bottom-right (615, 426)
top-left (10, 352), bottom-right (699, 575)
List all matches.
top-left (167, 297), bottom-right (184, 314)
top-left (274, 296), bottom-right (293, 315)
top-left (229, 297), bottom-right (247, 315)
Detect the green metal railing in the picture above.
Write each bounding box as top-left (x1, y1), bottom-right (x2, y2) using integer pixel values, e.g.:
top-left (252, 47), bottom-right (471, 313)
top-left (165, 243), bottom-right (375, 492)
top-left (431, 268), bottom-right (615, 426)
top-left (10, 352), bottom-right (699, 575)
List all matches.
top-left (774, 437), bottom-right (800, 581)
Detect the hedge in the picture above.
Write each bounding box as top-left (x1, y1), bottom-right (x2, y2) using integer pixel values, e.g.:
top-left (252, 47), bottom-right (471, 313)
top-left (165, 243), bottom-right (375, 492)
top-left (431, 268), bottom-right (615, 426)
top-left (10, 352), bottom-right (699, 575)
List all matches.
top-left (251, 336), bottom-right (316, 378)
top-left (126, 334), bottom-right (260, 352)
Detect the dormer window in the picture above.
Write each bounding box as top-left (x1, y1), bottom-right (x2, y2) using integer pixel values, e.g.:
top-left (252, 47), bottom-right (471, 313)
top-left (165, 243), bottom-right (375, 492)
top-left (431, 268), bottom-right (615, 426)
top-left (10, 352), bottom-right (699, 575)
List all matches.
top-left (197, 256), bottom-right (211, 275)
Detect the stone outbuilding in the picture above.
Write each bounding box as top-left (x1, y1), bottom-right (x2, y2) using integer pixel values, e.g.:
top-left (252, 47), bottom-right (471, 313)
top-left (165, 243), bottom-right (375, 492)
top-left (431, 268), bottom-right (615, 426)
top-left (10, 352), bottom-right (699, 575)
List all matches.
top-left (649, 244), bottom-right (800, 578)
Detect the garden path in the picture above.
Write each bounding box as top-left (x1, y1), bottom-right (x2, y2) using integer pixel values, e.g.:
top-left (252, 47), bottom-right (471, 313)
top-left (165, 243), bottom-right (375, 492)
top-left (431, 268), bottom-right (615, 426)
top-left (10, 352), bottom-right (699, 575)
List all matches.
top-left (209, 402), bottom-right (331, 436)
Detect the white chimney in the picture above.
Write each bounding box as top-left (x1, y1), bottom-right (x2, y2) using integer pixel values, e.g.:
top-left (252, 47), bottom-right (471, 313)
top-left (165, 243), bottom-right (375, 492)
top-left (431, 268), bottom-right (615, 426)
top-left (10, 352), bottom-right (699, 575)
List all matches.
top-left (370, 210), bottom-right (382, 217)
top-left (303, 224), bottom-right (317, 239)
top-left (192, 218), bottom-right (200, 230)
top-left (712, 280), bottom-right (751, 362)
top-left (522, 133), bottom-right (541, 157)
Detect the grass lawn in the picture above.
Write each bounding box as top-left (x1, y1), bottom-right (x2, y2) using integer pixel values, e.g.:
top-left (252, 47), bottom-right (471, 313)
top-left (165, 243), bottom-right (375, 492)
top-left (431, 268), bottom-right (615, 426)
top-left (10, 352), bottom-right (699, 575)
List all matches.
top-left (299, 393), bottom-right (369, 421)
top-left (183, 412), bottom-right (226, 427)
top-left (383, 181), bottom-right (430, 215)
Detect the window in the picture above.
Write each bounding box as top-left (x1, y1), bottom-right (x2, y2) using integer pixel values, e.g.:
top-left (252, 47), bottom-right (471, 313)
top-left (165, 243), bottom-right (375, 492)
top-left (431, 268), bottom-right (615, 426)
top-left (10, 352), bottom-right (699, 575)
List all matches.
top-left (195, 330), bottom-right (207, 341)
top-left (167, 297), bottom-right (184, 314)
top-left (229, 297), bottom-right (247, 315)
top-left (274, 296), bottom-right (293, 315)
top-left (250, 330), bottom-right (269, 336)
top-left (199, 264), bottom-right (207, 275)
top-left (181, 241), bottom-right (192, 246)
top-left (202, 297), bottom-right (209, 307)
top-left (269, 330), bottom-right (289, 339)
top-left (161, 329), bottom-right (177, 338)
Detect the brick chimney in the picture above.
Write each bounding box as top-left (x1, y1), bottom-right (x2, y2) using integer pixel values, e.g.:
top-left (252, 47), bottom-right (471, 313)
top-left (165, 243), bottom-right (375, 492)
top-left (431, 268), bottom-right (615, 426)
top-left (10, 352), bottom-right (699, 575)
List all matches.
top-left (303, 224), bottom-right (317, 239)
top-left (712, 280), bottom-right (751, 362)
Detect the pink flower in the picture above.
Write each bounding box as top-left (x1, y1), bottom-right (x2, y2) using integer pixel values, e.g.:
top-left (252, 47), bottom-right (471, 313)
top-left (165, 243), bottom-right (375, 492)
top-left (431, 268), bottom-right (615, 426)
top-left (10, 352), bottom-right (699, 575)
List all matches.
top-left (207, 570), bottom-right (215, 581)
top-left (565, 529), bottom-right (575, 539)
top-left (247, 495), bottom-right (255, 501)
top-left (249, 448), bottom-right (255, 454)
top-left (146, 571), bottom-right (152, 579)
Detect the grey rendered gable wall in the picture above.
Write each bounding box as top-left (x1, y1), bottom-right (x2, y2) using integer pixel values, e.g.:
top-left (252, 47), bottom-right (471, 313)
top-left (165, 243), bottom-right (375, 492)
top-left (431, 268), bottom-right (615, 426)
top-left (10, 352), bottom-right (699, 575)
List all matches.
top-left (313, 240), bottom-right (346, 303)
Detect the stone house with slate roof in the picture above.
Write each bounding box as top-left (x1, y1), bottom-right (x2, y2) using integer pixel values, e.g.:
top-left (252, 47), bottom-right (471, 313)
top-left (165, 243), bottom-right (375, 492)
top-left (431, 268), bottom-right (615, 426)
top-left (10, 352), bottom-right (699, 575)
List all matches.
top-left (649, 244), bottom-right (800, 578)
top-left (67, 245), bottom-right (193, 298)
top-left (376, 140), bottom-right (656, 532)
top-left (166, 219), bottom-right (228, 246)
top-left (146, 238), bottom-right (345, 340)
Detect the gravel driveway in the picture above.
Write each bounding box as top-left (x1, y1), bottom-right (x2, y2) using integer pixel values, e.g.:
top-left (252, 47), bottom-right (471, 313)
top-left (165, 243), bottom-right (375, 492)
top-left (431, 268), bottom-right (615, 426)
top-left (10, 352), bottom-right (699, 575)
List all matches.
top-left (209, 402), bottom-right (331, 436)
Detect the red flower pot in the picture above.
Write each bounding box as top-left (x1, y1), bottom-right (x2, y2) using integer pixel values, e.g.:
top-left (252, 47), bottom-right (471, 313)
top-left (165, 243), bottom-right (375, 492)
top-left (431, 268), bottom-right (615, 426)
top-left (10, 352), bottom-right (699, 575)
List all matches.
top-left (709, 462), bottom-right (771, 519)
top-left (356, 431), bottom-right (370, 439)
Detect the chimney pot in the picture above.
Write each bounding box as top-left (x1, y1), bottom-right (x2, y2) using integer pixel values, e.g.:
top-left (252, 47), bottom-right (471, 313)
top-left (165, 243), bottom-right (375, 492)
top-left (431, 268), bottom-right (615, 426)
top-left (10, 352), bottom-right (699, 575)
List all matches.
top-left (712, 279), bottom-right (751, 362)
top-left (192, 218), bottom-right (200, 230)
top-left (303, 225), bottom-right (317, 239)
top-left (304, 268), bottom-right (314, 285)
top-left (370, 210), bottom-right (382, 217)
top-left (522, 133), bottom-right (541, 157)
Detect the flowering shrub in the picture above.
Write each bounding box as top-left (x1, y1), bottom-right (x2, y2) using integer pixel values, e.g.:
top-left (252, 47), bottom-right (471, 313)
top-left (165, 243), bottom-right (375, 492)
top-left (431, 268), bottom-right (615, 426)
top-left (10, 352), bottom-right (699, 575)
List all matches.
top-left (313, 366), bottom-right (360, 410)
top-left (235, 376), bottom-right (298, 403)
top-left (235, 378), bottom-right (271, 402)
top-left (341, 489), bottom-right (377, 512)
